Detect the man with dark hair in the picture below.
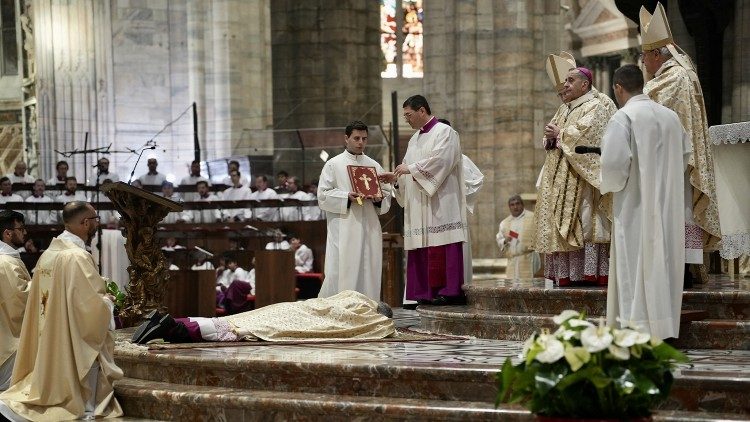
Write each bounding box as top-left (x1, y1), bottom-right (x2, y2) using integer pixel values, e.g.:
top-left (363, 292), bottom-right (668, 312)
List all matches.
top-left (24, 179), bottom-right (55, 225)
top-left (0, 177), bottom-right (23, 206)
top-left (640, 3), bottom-right (720, 284)
top-left (249, 175), bottom-right (280, 221)
top-left (221, 160), bottom-right (250, 187)
top-left (90, 157), bottom-right (120, 186)
top-left (318, 121), bottom-right (392, 300)
top-left (137, 158), bottom-right (166, 186)
top-left (274, 170), bottom-right (289, 193)
top-left (380, 96), bottom-right (467, 306)
top-left (0, 210), bottom-right (31, 391)
top-left (534, 61), bottom-right (616, 287)
top-left (47, 160), bottom-right (70, 185)
top-left (180, 160), bottom-right (208, 201)
top-left (0, 201), bottom-right (123, 420)
top-left (281, 176), bottom-right (316, 221)
top-left (220, 170), bottom-right (252, 222)
top-left (5, 162), bottom-right (34, 199)
top-left (601, 64), bottom-right (691, 340)
top-left (55, 176), bottom-right (88, 223)
top-left (182, 180), bottom-right (221, 223)
top-left (290, 233), bottom-right (313, 273)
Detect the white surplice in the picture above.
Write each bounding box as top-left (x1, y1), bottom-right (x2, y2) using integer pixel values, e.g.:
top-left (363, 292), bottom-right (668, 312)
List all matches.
top-left (24, 195), bottom-right (55, 225)
top-left (249, 188), bottom-right (280, 221)
top-left (394, 120), bottom-right (467, 251)
top-left (294, 244), bottom-right (314, 273)
top-left (317, 150), bottom-right (392, 300)
top-left (601, 94), bottom-right (692, 339)
top-left (219, 185), bottom-right (252, 221)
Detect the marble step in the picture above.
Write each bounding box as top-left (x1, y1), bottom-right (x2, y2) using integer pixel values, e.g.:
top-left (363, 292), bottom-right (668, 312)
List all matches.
top-left (114, 378), bottom-right (749, 422)
top-left (114, 377), bottom-right (526, 422)
top-left (418, 306), bottom-right (750, 350)
top-left (464, 279), bottom-right (749, 320)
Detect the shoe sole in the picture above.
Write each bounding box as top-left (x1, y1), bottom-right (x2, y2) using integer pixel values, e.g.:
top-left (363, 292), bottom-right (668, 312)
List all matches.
top-left (130, 309), bottom-right (163, 343)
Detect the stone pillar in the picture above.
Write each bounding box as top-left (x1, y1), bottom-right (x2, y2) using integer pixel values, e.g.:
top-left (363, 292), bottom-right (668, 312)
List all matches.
top-left (424, 1), bottom-right (569, 258)
top-left (271, 1), bottom-right (381, 130)
top-left (33, 0), bottom-right (114, 181)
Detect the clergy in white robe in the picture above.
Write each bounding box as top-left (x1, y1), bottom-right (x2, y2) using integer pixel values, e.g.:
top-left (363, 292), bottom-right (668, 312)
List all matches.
top-left (291, 235), bottom-right (314, 273)
top-left (249, 176), bottom-right (281, 221)
top-left (89, 157), bottom-right (120, 187)
top-left (0, 202), bottom-right (123, 421)
top-left (5, 162), bottom-right (35, 199)
top-left (317, 122), bottom-right (392, 300)
top-left (496, 195), bottom-right (540, 279)
top-left (281, 177), bottom-right (316, 221)
top-left (137, 158), bottom-right (167, 187)
top-left (183, 181), bottom-right (222, 223)
top-left (382, 96), bottom-right (467, 305)
top-left (54, 177), bottom-right (89, 223)
top-left (0, 211), bottom-right (31, 391)
top-left (0, 177), bottom-right (23, 207)
top-left (601, 65), bottom-right (691, 339)
top-left (179, 160), bottom-right (209, 201)
top-left (24, 180), bottom-right (56, 225)
top-left (219, 171), bottom-right (253, 222)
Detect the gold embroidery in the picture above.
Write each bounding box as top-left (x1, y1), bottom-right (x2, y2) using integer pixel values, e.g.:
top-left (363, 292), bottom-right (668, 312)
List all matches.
top-left (41, 290), bottom-right (49, 316)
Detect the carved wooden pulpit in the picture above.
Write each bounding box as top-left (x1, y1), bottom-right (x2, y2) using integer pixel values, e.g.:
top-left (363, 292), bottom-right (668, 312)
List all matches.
top-left (101, 182), bottom-right (183, 326)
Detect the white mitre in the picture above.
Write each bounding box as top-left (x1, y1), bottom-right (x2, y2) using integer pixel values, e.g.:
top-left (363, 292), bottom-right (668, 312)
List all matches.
top-left (545, 52), bottom-right (576, 91)
top-left (639, 2), bottom-right (697, 79)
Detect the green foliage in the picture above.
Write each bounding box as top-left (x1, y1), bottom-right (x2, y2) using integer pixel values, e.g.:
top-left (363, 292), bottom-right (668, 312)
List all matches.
top-left (496, 311), bottom-right (689, 418)
top-left (105, 279), bottom-right (127, 311)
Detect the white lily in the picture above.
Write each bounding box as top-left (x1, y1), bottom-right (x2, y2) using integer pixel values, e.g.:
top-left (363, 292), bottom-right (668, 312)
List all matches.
top-left (580, 319), bottom-right (613, 353)
top-left (534, 333), bottom-right (565, 363)
top-left (613, 328), bottom-right (651, 348)
top-left (608, 344), bottom-right (630, 360)
top-left (554, 326), bottom-right (578, 341)
top-left (553, 310), bottom-right (580, 325)
top-left (568, 318), bottom-right (594, 328)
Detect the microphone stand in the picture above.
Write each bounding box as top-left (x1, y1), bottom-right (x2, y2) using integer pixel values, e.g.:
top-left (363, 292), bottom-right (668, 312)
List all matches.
top-left (128, 145), bottom-right (157, 185)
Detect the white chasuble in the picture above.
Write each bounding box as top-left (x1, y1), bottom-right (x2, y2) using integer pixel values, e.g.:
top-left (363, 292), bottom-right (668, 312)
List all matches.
top-left (601, 94), bottom-right (692, 339)
top-left (0, 243), bottom-right (30, 375)
top-left (317, 151), bottom-right (392, 300)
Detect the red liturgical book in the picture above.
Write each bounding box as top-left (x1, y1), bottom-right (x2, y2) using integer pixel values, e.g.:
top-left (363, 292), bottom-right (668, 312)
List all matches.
top-left (347, 165), bottom-right (383, 199)
top-left (509, 230), bottom-right (519, 239)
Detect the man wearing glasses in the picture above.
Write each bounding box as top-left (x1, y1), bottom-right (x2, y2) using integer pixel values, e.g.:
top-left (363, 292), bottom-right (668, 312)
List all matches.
top-left (639, 2), bottom-right (721, 287)
top-left (0, 201), bottom-right (123, 421)
top-left (0, 211), bottom-right (31, 392)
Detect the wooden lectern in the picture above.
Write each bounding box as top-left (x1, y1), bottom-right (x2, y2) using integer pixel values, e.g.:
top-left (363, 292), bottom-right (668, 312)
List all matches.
top-left (254, 250), bottom-right (295, 308)
top-left (101, 182), bottom-right (183, 326)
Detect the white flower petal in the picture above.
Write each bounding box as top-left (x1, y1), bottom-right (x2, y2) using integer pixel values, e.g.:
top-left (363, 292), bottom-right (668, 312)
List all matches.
top-left (580, 325), bottom-right (613, 353)
top-left (608, 345), bottom-right (630, 360)
top-left (535, 336), bottom-right (565, 363)
top-left (568, 318), bottom-right (594, 328)
top-left (553, 310), bottom-right (581, 325)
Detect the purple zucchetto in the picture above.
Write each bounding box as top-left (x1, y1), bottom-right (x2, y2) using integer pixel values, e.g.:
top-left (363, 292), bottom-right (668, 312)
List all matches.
top-left (576, 67), bottom-right (593, 84)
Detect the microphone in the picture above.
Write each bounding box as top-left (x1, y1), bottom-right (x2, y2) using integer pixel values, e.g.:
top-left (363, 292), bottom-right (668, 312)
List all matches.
top-left (574, 145), bottom-right (601, 155)
top-left (128, 146), bottom-right (157, 185)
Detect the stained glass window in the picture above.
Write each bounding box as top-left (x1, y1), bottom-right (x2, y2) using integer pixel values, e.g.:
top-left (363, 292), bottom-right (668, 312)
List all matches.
top-left (401, 0), bottom-right (423, 78)
top-left (380, 0), bottom-right (423, 78)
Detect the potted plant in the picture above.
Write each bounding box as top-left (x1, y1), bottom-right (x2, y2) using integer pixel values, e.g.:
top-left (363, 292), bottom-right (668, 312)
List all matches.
top-left (496, 310), bottom-right (689, 421)
top-left (104, 278), bottom-right (127, 329)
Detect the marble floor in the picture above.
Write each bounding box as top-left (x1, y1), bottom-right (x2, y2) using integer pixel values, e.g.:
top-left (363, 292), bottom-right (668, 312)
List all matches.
top-left (140, 308), bottom-right (750, 379)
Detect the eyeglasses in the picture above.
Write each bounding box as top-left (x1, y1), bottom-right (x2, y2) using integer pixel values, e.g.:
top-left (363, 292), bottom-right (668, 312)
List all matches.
top-left (403, 112), bottom-right (414, 119)
top-left (81, 216), bottom-right (101, 223)
top-left (9, 225), bottom-right (26, 232)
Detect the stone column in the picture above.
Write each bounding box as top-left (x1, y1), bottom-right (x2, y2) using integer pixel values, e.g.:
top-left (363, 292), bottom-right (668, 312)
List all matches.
top-left (271, 1), bottom-right (381, 129)
top-left (33, 0), bottom-right (114, 181)
top-left (424, 1), bottom-right (570, 258)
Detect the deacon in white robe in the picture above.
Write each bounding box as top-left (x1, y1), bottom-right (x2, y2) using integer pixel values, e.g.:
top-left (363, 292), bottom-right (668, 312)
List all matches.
top-left (317, 122), bottom-right (392, 300)
top-left (182, 181), bottom-right (221, 223)
top-left (179, 160), bottom-right (209, 201)
top-left (0, 211), bottom-right (31, 391)
top-left (601, 65), bottom-right (691, 339)
top-left (219, 171), bottom-right (253, 222)
top-left (0, 202), bottom-right (123, 421)
top-left (381, 97), bottom-right (467, 305)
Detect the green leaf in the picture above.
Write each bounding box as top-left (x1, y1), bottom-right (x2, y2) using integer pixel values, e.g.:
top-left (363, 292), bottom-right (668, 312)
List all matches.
top-left (651, 342), bottom-right (690, 363)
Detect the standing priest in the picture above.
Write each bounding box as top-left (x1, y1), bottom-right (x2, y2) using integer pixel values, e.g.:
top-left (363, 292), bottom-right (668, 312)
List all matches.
top-left (380, 95), bottom-right (468, 306)
top-left (601, 65), bottom-right (691, 339)
top-left (317, 121), bottom-right (392, 300)
top-left (639, 3), bottom-right (721, 285)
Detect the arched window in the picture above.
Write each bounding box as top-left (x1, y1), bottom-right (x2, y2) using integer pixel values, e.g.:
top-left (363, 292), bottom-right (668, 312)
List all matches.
top-left (380, 0), bottom-right (423, 78)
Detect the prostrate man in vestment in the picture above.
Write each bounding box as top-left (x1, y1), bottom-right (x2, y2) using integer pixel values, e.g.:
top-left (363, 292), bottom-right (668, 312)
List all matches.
top-left (380, 96), bottom-right (468, 306)
top-left (0, 211), bottom-right (31, 391)
top-left (132, 290), bottom-right (394, 344)
top-left (639, 3), bottom-right (721, 285)
top-left (496, 195), bottom-right (540, 279)
top-left (0, 201), bottom-right (123, 421)
top-left (534, 56), bottom-right (616, 286)
top-left (601, 65), bottom-right (691, 339)
top-left (317, 121), bottom-right (392, 300)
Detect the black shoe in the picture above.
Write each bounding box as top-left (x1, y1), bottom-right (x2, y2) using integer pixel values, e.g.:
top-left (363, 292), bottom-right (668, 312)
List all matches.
top-left (417, 299), bottom-right (432, 305)
top-left (133, 312), bottom-right (174, 344)
top-left (402, 303), bottom-right (418, 310)
top-left (431, 295), bottom-right (449, 306)
top-left (131, 309), bottom-right (164, 343)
